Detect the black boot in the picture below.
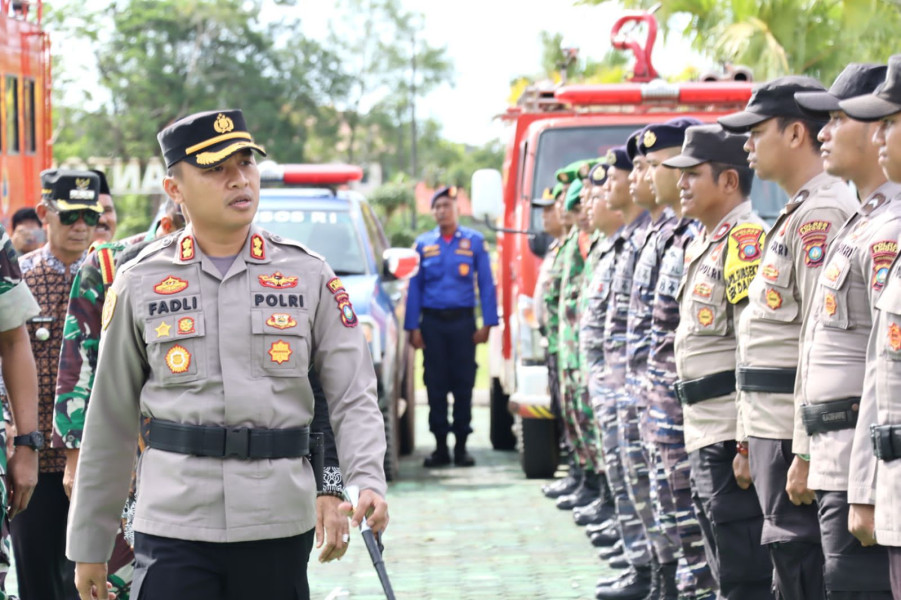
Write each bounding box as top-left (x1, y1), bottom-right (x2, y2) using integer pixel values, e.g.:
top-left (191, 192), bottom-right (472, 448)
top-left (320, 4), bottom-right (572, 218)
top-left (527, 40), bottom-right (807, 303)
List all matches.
top-left (556, 469), bottom-right (600, 510)
top-left (423, 435), bottom-right (451, 467)
top-left (585, 518), bottom-right (617, 536)
top-left (454, 435), bottom-right (475, 467)
top-left (542, 461), bottom-right (582, 498)
top-left (656, 561), bottom-right (678, 600)
top-left (573, 483), bottom-right (616, 526)
top-left (589, 523), bottom-right (620, 548)
top-left (608, 553), bottom-right (630, 569)
top-left (597, 539), bottom-right (624, 560)
top-left (595, 564), bottom-right (652, 600)
top-left (641, 558), bottom-right (660, 600)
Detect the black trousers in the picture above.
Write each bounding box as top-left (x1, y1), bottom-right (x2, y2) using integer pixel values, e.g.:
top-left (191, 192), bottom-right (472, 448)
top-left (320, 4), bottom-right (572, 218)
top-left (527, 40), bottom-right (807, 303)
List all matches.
top-left (10, 471), bottom-right (77, 600)
top-left (689, 442), bottom-right (774, 600)
top-left (132, 529), bottom-right (315, 600)
top-left (816, 490), bottom-right (893, 599)
top-left (888, 547), bottom-right (901, 600)
top-left (748, 437), bottom-right (825, 600)
top-left (420, 311), bottom-right (477, 437)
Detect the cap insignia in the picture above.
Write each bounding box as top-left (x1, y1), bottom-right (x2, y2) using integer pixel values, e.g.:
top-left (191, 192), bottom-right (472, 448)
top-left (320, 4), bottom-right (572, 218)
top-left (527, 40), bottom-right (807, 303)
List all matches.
top-left (605, 150), bottom-right (616, 164)
top-left (75, 178), bottom-right (91, 190)
top-left (643, 130), bottom-right (657, 148)
top-left (213, 113), bottom-right (235, 134)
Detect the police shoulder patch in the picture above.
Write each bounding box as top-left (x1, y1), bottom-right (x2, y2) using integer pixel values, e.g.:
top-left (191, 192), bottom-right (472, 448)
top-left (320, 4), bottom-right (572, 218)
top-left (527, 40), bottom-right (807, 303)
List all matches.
top-left (724, 222), bottom-right (765, 305)
top-left (102, 289), bottom-right (117, 330)
top-left (871, 240), bottom-right (899, 291)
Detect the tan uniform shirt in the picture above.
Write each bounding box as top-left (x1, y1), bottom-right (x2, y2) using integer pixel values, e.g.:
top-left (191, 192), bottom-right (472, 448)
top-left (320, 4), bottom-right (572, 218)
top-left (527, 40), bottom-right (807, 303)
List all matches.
top-left (736, 172), bottom-right (856, 442)
top-left (798, 184), bottom-right (901, 492)
top-left (675, 201), bottom-right (766, 453)
top-left (67, 224), bottom-right (386, 563)
top-left (849, 244), bottom-right (901, 546)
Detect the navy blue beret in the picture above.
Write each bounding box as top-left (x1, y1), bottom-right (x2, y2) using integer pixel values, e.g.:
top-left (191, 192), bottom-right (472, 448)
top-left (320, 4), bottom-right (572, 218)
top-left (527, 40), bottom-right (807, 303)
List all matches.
top-left (431, 185), bottom-right (458, 207)
top-left (605, 146), bottom-right (633, 172)
top-left (638, 117), bottom-right (704, 155)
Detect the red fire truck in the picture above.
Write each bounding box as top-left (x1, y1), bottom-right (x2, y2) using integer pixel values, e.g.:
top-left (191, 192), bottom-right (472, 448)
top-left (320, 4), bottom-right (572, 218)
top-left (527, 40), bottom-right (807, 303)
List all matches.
top-left (0, 0), bottom-right (52, 226)
top-left (472, 11), bottom-right (786, 478)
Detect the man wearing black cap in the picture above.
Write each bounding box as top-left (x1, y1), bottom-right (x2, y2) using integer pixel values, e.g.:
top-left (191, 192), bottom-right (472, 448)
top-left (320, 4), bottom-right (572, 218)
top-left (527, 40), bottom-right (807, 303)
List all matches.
top-left (720, 76), bottom-right (858, 600)
top-left (90, 170), bottom-right (117, 244)
top-left (791, 62), bottom-right (896, 600)
top-left (14, 169), bottom-right (102, 600)
top-left (595, 141), bottom-right (658, 600)
top-left (405, 185), bottom-right (498, 467)
top-left (667, 124), bottom-right (774, 599)
top-left (66, 109), bottom-right (388, 600)
top-left (842, 53), bottom-right (901, 599)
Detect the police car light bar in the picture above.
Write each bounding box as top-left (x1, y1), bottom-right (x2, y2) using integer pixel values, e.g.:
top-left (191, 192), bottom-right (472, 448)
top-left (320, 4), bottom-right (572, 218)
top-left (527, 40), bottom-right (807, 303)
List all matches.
top-left (258, 161), bottom-right (364, 185)
top-left (555, 81), bottom-right (754, 107)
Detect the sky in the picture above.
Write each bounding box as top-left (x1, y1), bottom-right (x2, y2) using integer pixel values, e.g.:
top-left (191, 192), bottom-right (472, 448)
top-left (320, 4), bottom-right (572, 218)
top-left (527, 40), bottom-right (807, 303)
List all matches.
top-left (298, 0), bottom-right (705, 146)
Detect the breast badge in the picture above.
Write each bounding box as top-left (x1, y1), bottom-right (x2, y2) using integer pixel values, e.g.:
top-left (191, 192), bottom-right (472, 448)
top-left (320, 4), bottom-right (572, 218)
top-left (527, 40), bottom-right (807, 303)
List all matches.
top-left (824, 292), bottom-right (837, 317)
top-left (765, 288), bottom-right (783, 310)
top-left (268, 340), bottom-right (293, 364)
top-left (824, 263), bottom-right (841, 283)
top-left (165, 345), bottom-right (191, 374)
top-left (155, 321), bottom-right (172, 338)
top-left (692, 283), bottom-right (712, 299)
top-left (890, 323), bottom-right (901, 352)
top-left (459, 263), bottom-right (470, 276)
top-left (698, 307), bottom-right (714, 327)
top-left (871, 241), bottom-right (898, 291)
top-left (177, 317), bottom-right (195, 335)
top-left (154, 276), bottom-right (189, 295)
top-left (258, 271), bottom-right (298, 289)
top-left (762, 265), bottom-right (779, 281)
top-left (266, 313), bottom-right (297, 330)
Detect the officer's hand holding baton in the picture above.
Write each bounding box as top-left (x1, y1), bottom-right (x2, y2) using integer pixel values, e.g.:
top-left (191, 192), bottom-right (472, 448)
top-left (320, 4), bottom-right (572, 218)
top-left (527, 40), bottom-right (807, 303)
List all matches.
top-left (339, 486), bottom-right (389, 533)
top-left (344, 486), bottom-right (395, 600)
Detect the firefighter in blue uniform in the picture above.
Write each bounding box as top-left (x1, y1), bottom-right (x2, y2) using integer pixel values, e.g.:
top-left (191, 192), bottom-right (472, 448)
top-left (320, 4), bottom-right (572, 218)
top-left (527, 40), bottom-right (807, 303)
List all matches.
top-left (405, 186), bottom-right (499, 468)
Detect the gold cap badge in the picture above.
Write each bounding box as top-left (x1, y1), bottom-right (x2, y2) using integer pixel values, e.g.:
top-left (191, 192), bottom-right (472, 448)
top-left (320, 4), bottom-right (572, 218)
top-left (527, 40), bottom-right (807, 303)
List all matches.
top-left (213, 113), bottom-right (235, 134)
top-left (643, 130), bottom-right (657, 148)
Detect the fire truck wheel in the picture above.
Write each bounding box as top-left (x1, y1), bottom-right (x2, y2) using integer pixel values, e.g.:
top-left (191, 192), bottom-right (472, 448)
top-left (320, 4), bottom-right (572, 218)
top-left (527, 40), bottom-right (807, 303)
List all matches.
top-left (520, 418), bottom-right (559, 479)
top-left (489, 378), bottom-right (516, 450)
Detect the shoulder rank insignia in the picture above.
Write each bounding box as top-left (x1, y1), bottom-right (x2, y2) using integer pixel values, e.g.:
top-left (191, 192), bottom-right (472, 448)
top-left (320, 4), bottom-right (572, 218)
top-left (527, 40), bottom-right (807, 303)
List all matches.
top-left (266, 313), bottom-right (297, 330)
top-left (250, 234), bottom-right (265, 260)
top-left (154, 276), bottom-right (189, 295)
top-left (98, 247), bottom-right (116, 286)
top-left (258, 271), bottom-right (298, 289)
top-left (268, 340), bottom-right (293, 364)
top-left (871, 240), bottom-right (898, 291)
top-left (327, 277), bottom-right (345, 294)
top-left (165, 344), bottom-right (191, 374)
top-left (101, 289), bottom-right (117, 331)
top-left (798, 220), bottom-right (831, 267)
top-left (713, 222), bottom-right (731, 241)
top-left (725, 223), bottom-right (764, 304)
top-left (179, 236), bottom-right (195, 261)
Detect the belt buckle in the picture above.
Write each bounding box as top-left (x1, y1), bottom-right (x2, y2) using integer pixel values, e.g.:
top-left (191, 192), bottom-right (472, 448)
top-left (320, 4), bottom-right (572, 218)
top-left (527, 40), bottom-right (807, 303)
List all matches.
top-left (674, 381), bottom-right (686, 404)
top-left (224, 427), bottom-right (251, 459)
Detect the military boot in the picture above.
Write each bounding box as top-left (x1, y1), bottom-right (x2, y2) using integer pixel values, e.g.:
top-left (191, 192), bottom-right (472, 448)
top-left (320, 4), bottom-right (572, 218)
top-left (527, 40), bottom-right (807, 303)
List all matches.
top-left (556, 469), bottom-right (600, 510)
top-left (585, 518), bottom-right (617, 536)
top-left (595, 564), bottom-right (652, 600)
top-left (597, 539), bottom-right (624, 560)
top-left (608, 553), bottom-right (630, 569)
top-left (542, 461), bottom-right (582, 499)
top-left (574, 476), bottom-right (616, 525)
top-left (654, 561), bottom-right (678, 600)
top-left (589, 522), bottom-right (620, 548)
top-left (640, 558), bottom-right (660, 600)
top-left (454, 435), bottom-right (475, 467)
top-left (423, 435), bottom-right (451, 467)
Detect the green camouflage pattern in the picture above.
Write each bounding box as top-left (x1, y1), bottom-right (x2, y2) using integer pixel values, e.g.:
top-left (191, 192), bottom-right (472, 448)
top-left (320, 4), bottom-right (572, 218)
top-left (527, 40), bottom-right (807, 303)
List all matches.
top-left (543, 233), bottom-right (568, 356)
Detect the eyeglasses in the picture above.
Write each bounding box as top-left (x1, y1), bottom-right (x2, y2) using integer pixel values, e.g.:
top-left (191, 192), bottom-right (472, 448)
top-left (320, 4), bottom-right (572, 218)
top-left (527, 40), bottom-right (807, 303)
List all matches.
top-left (55, 209), bottom-right (101, 227)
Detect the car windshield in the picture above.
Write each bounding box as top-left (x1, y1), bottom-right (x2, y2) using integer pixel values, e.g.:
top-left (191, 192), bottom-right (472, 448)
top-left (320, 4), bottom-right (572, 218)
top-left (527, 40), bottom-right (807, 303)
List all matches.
top-left (254, 208), bottom-right (368, 275)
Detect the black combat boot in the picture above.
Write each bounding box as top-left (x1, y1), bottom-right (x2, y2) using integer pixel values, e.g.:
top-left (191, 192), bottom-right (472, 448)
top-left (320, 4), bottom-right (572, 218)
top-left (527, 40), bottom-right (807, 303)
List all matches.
top-left (640, 558), bottom-right (660, 600)
top-left (453, 435), bottom-right (475, 467)
top-left (585, 518), bottom-right (617, 537)
top-left (423, 435), bottom-right (451, 467)
top-left (574, 477), bottom-right (616, 525)
top-left (589, 522), bottom-right (620, 548)
top-left (597, 539), bottom-right (624, 560)
top-left (556, 469), bottom-right (600, 510)
top-left (655, 561), bottom-right (678, 600)
top-left (542, 461), bottom-right (582, 498)
top-left (608, 553), bottom-right (630, 569)
top-left (595, 564), bottom-right (652, 600)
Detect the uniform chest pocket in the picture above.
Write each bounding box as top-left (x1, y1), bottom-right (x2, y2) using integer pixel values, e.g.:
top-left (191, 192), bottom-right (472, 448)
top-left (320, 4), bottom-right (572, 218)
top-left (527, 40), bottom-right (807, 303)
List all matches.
top-left (250, 310), bottom-right (310, 377)
top-left (817, 256), bottom-right (851, 330)
top-left (144, 313), bottom-right (206, 386)
top-left (753, 257), bottom-right (799, 323)
top-left (876, 278), bottom-right (901, 360)
top-left (422, 254), bottom-right (442, 281)
top-left (453, 253), bottom-right (475, 278)
top-left (687, 280), bottom-right (728, 336)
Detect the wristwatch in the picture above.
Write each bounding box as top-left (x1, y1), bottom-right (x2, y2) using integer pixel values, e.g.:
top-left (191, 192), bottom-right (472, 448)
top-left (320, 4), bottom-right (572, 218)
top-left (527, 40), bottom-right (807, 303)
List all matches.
top-left (13, 431), bottom-right (44, 451)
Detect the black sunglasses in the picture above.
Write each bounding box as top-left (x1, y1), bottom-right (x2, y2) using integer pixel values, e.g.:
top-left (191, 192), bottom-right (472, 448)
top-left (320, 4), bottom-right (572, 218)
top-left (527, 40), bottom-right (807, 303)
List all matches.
top-left (55, 209), bottom-right (101, 227)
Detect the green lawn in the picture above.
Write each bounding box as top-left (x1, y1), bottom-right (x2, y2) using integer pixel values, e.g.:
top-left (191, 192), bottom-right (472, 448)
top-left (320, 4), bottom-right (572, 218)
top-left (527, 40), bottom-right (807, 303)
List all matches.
top-left (413, 340), bottom-right (490, 392)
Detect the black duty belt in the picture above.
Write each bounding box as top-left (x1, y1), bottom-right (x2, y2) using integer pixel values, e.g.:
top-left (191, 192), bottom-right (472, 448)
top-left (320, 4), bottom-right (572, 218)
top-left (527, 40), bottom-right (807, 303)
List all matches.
top-left (800, 397), bottom-right (859, 435)
top-left (870, 424), bottom-right (901, 462)
top-left (422, 307), bottom-right (473, 321)
top-left (147, 419), bottom-right (310, 460)
top-left (675, 370), bottom-right (736, 406)
top-left (736, 367), bottom-right (796, 394)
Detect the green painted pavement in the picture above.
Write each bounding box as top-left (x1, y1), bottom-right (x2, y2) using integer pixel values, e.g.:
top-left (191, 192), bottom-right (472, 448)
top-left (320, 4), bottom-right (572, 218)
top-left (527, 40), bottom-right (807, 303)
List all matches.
top-left (309, 402), bottom-right (618, 599)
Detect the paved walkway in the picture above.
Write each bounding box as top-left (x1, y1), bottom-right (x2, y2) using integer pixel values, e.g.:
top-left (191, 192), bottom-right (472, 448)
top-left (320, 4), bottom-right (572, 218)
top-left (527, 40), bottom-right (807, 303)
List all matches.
top-left (310, 398), bottom-right (616, 599)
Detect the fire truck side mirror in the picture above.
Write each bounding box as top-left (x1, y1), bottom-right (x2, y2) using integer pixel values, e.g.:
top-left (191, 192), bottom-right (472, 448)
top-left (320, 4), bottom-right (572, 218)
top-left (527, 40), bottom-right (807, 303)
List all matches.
top-left (471, 169), bottom-right (504, 222)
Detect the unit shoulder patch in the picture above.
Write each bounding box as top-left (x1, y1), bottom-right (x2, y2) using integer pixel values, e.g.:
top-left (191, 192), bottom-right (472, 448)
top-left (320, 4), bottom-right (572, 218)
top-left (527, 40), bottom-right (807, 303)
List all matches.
top-left (798, 220), bottom-right (831, 268)
top-left (101, 289), bottom-right (117, 330)
top-left (724, 222), bottom-right (765, 304)
top-left (871, 240), bottom-right (899, 291)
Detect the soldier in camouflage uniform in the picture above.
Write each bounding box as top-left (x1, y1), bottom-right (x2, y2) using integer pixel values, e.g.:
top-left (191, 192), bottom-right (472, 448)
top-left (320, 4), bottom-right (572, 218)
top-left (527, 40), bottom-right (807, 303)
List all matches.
top-left (640, 120), bottom-right (717, 599)
top-left (556, 162), bottom-right (604, 511)
top-left (595, 143), bottom-right (657, 600)
top-left (669, 125), bottom-right (774, 599)
top-left (0, 223), bottom-right (41, 600)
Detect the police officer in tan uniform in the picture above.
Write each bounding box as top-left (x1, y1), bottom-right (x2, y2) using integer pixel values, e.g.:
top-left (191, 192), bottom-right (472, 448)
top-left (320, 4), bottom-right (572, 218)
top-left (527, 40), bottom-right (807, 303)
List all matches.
top-left (843, 53), bottom-right (901, 599)
top-left (792, 63), bottom-right (896, 600)
top-left (667, 124), bottom-right (774, 599)
top-left (719, 77), bottom-right (858, 600)
top-left (66, 109), bottom-right (388, 600)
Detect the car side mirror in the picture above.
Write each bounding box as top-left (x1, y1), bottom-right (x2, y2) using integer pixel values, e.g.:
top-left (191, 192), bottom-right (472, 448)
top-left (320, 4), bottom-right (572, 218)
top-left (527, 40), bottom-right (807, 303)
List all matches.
top-left (471, 169), bottom-right (503, 222)
top-left (383, 248), bottom-right (420, 281)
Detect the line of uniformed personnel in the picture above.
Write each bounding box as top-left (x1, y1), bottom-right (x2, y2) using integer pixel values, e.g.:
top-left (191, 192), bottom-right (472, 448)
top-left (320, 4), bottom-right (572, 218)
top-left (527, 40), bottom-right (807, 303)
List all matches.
top-left (533, 55), bottom-right (901, 600)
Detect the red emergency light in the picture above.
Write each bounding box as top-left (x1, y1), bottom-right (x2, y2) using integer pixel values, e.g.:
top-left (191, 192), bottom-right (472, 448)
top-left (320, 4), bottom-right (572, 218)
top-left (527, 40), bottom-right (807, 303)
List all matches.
top-left (555, 81), bottom-right (754, 107)
top-left (260, 162), bottom-right (364, 185)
